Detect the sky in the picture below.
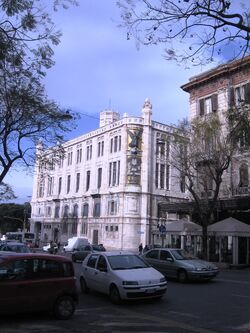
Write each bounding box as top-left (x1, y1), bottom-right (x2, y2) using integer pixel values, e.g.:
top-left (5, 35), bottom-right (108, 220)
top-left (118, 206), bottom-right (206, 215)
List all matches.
top-left (4, 0), bottom-right (226, 203)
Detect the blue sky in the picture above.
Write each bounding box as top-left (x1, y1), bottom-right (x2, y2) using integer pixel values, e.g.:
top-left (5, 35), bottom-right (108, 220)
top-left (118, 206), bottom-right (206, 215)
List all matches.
top-left (4, 0), bottom-right (223, 203)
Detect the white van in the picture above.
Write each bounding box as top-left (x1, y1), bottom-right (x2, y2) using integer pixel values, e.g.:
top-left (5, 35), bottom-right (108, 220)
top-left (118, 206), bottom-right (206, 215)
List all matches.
top-left (63, 237), bottom-right (89, 252)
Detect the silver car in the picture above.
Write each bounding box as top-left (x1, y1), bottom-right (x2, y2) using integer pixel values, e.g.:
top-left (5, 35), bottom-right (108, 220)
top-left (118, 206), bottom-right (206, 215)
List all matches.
top-left (142, 248), bottom-right (219, 282)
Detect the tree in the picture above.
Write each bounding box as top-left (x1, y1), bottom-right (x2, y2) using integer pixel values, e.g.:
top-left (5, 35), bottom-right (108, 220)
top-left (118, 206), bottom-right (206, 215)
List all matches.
top-left (0, 182), bottom-right (16, 202)
top-left (0, 203), bottom-right (31, 234)
top-left (172, 114), bottom-right (235, 258)
top-left (0, 1), bottom-right (78, 190)
top-left (118, 0), bottom-right (250, 65)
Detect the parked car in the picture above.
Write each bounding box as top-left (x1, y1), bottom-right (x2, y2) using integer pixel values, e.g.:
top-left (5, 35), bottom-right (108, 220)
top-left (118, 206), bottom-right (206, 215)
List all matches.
top-left (0, 252), bottom-right (78, 319)
top-left (79, 251), bottom-right (167, 304)
top-left (0, 241), bottom-right (32, 253)
top-left (142, 248), bottom-right (219, 282)
top-left (43, 242), bottom-right (58, 254)
top-left (72, 244), bottom-right (106, 262)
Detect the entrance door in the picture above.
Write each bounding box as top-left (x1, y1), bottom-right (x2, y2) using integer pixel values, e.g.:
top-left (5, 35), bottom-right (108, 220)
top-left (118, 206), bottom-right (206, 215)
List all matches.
top-left (92, 229), bottom-right (98, 245)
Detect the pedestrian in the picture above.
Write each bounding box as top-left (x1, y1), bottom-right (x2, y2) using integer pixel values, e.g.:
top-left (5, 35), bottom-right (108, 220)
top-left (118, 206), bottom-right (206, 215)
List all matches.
top-left (138, 243), bottom-right (143, 255)
top-left (49, 240), bottom-right (55, 254)
top-left (57, 241), bottom-right (61, 252)
top-left (143, 244), bottom-right (149, 253)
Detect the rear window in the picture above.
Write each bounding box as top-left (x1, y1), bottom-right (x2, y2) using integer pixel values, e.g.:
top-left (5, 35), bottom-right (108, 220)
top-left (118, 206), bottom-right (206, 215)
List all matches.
top-left (0, 258), bottom-right (74, 281)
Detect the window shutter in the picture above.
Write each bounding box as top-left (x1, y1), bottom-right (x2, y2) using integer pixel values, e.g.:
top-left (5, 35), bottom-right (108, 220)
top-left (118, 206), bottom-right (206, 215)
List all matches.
top-left (244, 82), bottom-right (250, 103)
top-left (229, 87), bottom-right (235, 107)
top-left (199, 99), bottom-right (205, 116)
top-left (211, 94), bottom-right (218, 112)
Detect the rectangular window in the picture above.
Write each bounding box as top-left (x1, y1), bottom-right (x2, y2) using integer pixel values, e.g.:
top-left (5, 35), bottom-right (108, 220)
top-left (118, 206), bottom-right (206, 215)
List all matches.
top-left (160, 164), bottom-right (165, 189)
top-left (155, 163), bottom-right (159, 188)
top-left (109, 161), bottom-right (120, 187)
top-left (117, 161), bottom-right (120, 185)
top-left (67, 152), bottom-right (72, 166)
top-left (86, 170), bottom-right (90, 191)
top-left (97, 168), bottom-right (102, 189)
top-left (98, 142), bottom-right (101, 157)
top-left (109, 162), bottom-right (112, 186)
top-left (58, 177), bottom-right (62, 195)
top-left (38, 180), bottom-right (44, 198)
top-left (114, 136), bottom-right (118, 152)
top-left (199, 94), bottom-right (217, 116)
top-left (166, 165), bottom-right (170, 190)
top-left (101, 141), bottom-right (104, 155)
top-left (59, 156), bottom-right (63, 168)
top-left (47, 176), bottom-right (54, 196)
top-left (110, 138), bottom-right (113, 153)
top-left (118, 135), bottom-right (121, 151)
top-left (97, 141), bottom-right (104, 157)
top-left (87, 145), bottom-right (92, 160)
top-left (112, 162), bottom-right (117, 186)
top-left (76, 173), bottom-right (80, 192)
top-left (67, 175), bottom-right (71, 193)
top-left (166, 140), bottom-right (170, 158)
top-left (55, 206), bottom-right (60, 218)
top-left (234, 83), bottom-right (250, 105)
top-left (76, 148), bottom-right (82, 163)
top-left (109, 201), bottom-right (117, 215)
top-left (93, 202), bottom-right (101, 217)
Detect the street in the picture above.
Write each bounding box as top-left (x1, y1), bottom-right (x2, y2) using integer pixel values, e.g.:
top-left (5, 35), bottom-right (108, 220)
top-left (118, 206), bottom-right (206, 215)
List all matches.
top-left (1, 263), bottom-right (250, 333)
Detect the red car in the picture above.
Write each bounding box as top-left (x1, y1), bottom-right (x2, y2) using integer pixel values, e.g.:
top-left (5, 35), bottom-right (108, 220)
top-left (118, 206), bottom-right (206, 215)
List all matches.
top-left (0, 252), bottom-right (78, 319)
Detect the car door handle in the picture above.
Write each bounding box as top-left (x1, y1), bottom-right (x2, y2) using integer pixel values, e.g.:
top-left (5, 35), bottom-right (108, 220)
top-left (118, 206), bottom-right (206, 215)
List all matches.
top-left (94, 271), bottom-right (98, 275)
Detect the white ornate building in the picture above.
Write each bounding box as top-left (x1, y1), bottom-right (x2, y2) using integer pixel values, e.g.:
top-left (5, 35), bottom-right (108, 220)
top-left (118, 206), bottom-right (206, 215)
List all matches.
top-left (29, 99), bottom-right (188, 250)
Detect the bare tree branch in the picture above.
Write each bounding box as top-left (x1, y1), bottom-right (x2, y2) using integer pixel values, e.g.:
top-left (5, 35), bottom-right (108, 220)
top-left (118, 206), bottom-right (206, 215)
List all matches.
top-left (118, 0), bottom-right (250, 65)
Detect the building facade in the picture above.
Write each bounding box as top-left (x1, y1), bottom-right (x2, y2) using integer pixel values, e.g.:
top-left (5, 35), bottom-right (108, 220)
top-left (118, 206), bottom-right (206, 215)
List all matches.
top-left (30, 99), bottom-right (187, 250)
top-left (181, 55), bottom-right (250, 219)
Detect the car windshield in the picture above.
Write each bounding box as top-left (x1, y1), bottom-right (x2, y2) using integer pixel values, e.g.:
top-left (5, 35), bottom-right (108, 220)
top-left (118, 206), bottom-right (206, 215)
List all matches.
top-left (108, 254), bottom-right (149, 270)
top-left (171, 249), bottom-right (196, 260)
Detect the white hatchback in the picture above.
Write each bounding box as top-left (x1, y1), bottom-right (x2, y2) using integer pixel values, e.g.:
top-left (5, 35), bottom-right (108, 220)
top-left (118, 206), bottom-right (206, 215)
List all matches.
top-left (80, 251), bottom-right (167, 304)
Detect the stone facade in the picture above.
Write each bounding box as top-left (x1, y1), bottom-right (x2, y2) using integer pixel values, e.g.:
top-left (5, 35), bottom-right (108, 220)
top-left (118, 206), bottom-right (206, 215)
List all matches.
top-left (30, 100), bottom-right (187, 250)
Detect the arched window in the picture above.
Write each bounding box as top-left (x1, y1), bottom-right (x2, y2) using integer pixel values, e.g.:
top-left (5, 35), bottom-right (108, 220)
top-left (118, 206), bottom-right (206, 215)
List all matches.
top-left (239, 163), bottom-right (249, 187)
top-left (82, 203), bottom-right (89, 217)
top-left (73, 204), bottom-right (78, 218)
top-left (63, 205), bottom-right (69, 218)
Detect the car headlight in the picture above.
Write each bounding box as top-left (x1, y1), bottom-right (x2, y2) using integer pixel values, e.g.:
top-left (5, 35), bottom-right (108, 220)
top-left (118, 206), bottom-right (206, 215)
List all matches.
top-left (160, 277), bottom-right (166, 283)
top-left (122, 281), bottom-right (139, 285)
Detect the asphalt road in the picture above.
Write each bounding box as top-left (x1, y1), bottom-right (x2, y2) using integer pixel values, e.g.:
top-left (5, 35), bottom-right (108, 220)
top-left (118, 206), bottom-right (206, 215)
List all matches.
top-left (1, 263), bottom-right (250, 333)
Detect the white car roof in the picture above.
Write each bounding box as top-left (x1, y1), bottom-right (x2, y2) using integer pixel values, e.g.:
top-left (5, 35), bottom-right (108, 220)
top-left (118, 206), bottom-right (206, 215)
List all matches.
top-left (95, 251), bottom-right (135, 257)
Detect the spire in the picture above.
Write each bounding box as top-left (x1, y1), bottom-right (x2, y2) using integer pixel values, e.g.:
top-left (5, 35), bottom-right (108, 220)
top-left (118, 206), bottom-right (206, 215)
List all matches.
top-left (142, 98), bottom-right (152, 124)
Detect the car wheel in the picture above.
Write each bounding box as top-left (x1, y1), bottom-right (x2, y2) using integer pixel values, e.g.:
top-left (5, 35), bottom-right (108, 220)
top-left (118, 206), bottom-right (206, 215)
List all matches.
top-left (178, 269), bottom-right (188, 283)
top-left (109, 285), bottom-right (121, 304)
top-left (53, 295), bottom-right (75, 320)
top-left (80, 277), bottom-right (89, 294)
